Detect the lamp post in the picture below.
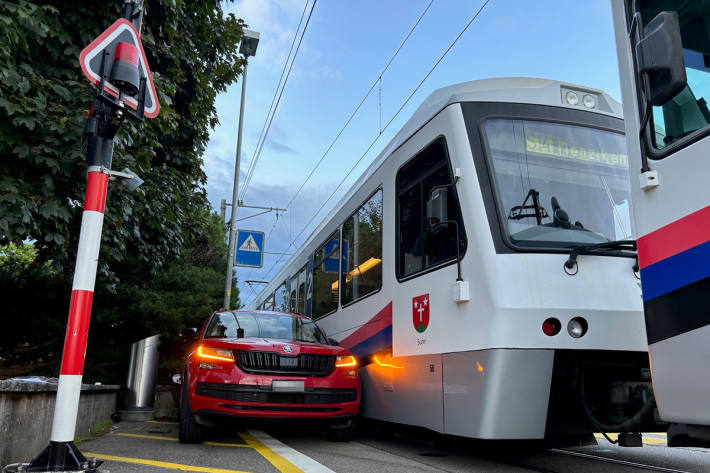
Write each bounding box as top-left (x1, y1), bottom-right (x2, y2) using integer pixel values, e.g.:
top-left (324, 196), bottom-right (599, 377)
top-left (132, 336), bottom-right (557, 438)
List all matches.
top-left (224, 28), bottom-right (260, 309)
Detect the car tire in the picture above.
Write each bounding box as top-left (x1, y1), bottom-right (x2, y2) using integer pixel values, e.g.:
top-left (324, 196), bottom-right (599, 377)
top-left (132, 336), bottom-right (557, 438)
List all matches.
top-left (178, 376), bottom-right (203, 444)
top-left (326, 417), bottom-right (356, 442)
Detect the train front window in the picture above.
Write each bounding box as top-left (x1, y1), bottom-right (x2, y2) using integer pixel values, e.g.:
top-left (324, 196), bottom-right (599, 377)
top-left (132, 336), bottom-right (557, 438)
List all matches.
top-left (483, 119), bottom-right (633, 248)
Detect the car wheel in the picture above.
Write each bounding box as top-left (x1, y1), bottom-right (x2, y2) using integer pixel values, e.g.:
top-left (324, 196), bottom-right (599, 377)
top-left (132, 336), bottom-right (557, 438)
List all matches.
top-left (326, 417), bottom-right (356, 442)
top-left (178, 375), bottom-right (203, 444)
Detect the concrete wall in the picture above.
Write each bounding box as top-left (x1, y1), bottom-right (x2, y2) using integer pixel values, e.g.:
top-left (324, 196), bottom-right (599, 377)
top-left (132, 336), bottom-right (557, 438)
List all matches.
top-left (0, 380), bottom-right (119, 466)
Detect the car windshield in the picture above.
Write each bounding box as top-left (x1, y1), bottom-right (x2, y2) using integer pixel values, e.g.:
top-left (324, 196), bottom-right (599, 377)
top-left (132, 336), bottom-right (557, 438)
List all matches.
top-left (483, 119), bottom-right (634, 248)
top-left (205, 311), bottom-right (328, 344)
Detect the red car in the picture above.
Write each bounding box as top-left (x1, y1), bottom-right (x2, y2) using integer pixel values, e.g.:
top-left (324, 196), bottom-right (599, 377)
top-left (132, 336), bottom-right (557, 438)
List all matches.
top-left (178, 310), bottom-right (360, 443)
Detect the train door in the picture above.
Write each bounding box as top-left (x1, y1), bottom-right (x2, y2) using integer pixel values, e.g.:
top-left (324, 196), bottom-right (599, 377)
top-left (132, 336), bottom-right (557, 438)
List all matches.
top-left (613, 0), bottom-right (710, 433)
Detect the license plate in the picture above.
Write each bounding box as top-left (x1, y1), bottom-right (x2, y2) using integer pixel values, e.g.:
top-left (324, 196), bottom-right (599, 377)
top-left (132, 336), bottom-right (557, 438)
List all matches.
top-left (272, 380), bottom-right (304, 392)
top-left (279, 357), bottom-right (298, 368)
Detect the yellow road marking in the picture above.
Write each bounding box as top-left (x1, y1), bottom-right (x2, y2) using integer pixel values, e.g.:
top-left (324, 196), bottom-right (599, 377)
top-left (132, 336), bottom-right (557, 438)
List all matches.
top-left (148, 420), bottom-right (179, 425)
top-left (238, 431), bottom-right (303, 473)
top-left (113, 432), bottom-right (249, 447)
top-left (594, 433), bottom-right (667, 445)
top-left (84, 452), bottom-right (253, 473)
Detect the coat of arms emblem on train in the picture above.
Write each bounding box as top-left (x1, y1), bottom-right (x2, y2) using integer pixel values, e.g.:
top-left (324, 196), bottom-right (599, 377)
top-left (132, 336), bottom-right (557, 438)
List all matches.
top-left (412, 294), bottom-right (430, 333)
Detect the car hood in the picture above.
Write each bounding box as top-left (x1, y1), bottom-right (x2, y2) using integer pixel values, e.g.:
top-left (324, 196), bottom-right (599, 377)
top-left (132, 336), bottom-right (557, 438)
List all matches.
top-left (202, 337), bottom-right (346, 356)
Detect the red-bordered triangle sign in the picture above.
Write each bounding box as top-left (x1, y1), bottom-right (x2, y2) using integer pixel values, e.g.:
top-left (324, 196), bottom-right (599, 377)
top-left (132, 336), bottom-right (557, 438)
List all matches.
top-left (79, 18), bottom-right (160, 119)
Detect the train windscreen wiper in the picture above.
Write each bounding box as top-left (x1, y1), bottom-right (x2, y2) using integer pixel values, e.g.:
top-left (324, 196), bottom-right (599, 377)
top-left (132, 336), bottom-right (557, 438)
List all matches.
top-left (508, 189), bottom-right (548, 225)
top-left (564, 239), bottom-right (637, 272)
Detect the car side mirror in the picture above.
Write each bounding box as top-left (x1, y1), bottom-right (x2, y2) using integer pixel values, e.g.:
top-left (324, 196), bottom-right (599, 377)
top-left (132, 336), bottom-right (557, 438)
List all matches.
top-left (237, 327), bottom-right (245, 339)
top-left (426, 186), bottom-right (448, 229)
top-left (180, 327), bottom-right (197, 339)
top-left (635, 11), bottom-right (687, 107)
top-left (329, 337), bottom-right (339, 346)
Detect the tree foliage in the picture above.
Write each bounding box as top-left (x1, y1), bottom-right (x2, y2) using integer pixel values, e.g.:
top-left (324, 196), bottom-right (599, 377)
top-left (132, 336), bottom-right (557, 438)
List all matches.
top-left (0, 0), bottom-right (244, 381)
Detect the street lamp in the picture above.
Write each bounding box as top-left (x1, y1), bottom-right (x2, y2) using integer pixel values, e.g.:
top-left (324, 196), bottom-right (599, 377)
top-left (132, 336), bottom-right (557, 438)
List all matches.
top-left (239, 29), bottom-right (260, 56)
top-left (224, 29), bottom-right (260, 310)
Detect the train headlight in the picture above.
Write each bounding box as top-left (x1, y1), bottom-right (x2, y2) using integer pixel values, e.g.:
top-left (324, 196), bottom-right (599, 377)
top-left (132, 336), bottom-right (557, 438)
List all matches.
top-left (567, 317), bottom-right (588, 338)
top-left (565, 91), bottom-right (579, 106)
top-left (582, 94), bottom-right (596, 109)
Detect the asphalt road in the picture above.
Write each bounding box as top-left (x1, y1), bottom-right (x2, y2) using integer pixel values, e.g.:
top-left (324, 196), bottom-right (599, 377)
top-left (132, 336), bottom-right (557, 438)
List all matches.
top-left (79, 420), bottom-right (710, 473)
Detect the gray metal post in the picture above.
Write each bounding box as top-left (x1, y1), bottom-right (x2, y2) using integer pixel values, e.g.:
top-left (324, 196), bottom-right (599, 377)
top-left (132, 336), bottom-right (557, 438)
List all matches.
top-left (224, 61), bottom-right (248, 309)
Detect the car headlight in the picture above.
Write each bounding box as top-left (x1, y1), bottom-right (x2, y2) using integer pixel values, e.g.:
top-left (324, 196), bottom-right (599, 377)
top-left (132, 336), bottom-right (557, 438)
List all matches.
top-left (335, 355), bottom-right (357, 368)
top-left (197, 345), bottom-right (234, 362)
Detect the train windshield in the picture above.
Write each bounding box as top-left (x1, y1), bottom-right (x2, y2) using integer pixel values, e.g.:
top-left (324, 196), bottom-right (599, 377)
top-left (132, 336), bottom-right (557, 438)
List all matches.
top-left (483, 119), bottom-right (633, 248)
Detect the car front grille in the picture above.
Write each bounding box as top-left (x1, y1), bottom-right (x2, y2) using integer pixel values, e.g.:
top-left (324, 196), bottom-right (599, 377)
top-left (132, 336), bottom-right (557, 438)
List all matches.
top-left (196, 382), bottom-right (357, 404)
top-left (236, 350), bottom-right (335, 377)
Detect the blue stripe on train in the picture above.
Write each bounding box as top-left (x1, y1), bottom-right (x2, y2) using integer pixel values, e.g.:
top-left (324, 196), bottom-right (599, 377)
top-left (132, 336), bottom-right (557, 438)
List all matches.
top-left (641, 240), bottom-right (710, 302)
top-left (349, 325), bottom-right (393, 358)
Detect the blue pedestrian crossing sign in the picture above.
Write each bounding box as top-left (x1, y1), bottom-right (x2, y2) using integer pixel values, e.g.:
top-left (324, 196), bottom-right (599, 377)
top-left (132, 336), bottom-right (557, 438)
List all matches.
top-left (235, 230), bottom-right (265, 268)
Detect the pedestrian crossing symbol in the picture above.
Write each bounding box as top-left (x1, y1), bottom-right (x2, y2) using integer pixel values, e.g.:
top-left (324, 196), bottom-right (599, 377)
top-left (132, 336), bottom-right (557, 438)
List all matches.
top-left (235, 230), bottom-right (265, 268)
top-left (239, 235), bottom-right (260, 252)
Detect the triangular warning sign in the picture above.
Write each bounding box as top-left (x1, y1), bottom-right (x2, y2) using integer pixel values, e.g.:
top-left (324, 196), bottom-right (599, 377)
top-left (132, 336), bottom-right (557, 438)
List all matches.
top-left (79, 18), bottom-right (160, 118)
top-left (239, 235), bottom-right (260, 252)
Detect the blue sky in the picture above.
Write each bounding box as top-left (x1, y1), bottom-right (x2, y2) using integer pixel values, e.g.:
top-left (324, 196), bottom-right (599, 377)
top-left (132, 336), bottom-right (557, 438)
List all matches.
top-left (204, 0), bottom-right (622, 306)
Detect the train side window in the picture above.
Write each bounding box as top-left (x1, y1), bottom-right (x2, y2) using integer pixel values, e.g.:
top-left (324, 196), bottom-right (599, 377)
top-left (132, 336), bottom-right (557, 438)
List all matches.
top-left (298, 265), bottom-right (307, 315)
top-left (312, 231), bottom-right (340, 319)
top-left (289, 274), bottom-right (298, 313)
top-left (265, 293), bottom-right (275, 311)
top-left (396, 136), bottom-right (466, 279)
top-left (274, 282), bottom-right (289, 312)
top-left (341, 189), bottom-right (383, 305)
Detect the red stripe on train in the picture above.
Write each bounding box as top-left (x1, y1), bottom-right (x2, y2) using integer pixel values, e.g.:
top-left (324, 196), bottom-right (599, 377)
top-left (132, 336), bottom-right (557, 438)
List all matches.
top-left (60, 290), bottom-right (94, 375)
top-left (84, 172), bottom-right (109, 213)
top-left (637, 205), bottom-right (710, 270)
top-left (340, 302), bottom-right (392, 350)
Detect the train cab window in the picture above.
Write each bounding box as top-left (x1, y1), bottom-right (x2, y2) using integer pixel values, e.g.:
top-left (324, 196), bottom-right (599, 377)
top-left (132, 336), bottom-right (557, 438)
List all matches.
top-left (312, 232), bottom-right (340, 318)
top-left (396, 137), bottom-right (466, 279)
top-left (274, 282), bottom-right (289, 312)
top-left (298, 265), bottom-right (307, 315)
top-left (638, 2), bottom-right (710, 152)
top-left (341, 189), bottom-right (383, 305)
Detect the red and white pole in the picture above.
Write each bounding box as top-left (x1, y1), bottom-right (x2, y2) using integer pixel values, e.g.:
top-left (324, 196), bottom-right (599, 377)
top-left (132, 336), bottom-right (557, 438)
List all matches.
top-left (50, 169), bottom-right (109, 443)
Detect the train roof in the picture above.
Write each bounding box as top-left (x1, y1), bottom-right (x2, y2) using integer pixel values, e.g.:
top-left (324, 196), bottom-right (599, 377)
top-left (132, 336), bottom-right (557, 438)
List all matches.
top-left (252, 77), bottom-right (623, 306)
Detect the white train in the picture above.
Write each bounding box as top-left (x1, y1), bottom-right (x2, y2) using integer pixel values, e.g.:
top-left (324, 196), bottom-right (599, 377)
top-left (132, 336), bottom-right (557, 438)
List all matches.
top-left (249, 78), bottom-right (661, 442)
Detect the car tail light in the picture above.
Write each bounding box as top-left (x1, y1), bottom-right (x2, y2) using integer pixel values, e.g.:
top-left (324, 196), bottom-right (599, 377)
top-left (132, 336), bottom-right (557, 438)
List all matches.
top-left (335, 355), bottom-right (357, 368)
top-left (197, 345), bottom-right (234, 362)
top-left (542, 318), bottom-right (561, 336)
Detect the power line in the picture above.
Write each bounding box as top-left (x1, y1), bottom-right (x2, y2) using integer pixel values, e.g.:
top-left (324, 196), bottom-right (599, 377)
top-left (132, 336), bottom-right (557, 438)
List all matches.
top-left (240, 0), bottom-right (318, 202)
top-left (242, 0), bottom-right (492, 306)
top-left (239, 1), bottom-right (436, 306)
top-left (240, 0), bottom-right (309, 199)
top-left (284, 0), bottom-right (435, 211)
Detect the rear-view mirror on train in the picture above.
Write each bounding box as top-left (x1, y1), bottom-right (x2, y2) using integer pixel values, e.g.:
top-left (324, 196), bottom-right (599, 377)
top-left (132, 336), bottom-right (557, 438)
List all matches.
top-left (426, 186), bottom-right (448, 227)
top-left (635, 11), bottom-right (686, 107)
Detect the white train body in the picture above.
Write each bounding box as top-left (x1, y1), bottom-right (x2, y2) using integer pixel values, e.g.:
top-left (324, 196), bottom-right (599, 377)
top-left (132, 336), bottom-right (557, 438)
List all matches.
top-left (249, 78), bottom-right (654, 439)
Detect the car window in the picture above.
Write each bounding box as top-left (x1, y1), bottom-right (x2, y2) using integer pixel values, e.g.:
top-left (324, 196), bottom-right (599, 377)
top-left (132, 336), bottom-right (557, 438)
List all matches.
top-left (205, 313), bottom-right (239, 338)
top-left (205, 311), bottom-right (327, 344)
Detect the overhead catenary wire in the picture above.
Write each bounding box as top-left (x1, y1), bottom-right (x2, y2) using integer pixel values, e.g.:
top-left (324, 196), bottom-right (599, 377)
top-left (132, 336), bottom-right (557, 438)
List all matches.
top-left (244, 0), bottom-right (492, 306)
top-left (283, 0), bottom-right (436, 211)
top-left (239, 0), bottom-right (317, 202)
top-left (239, 1), bottom-right (435, 302)
top-left (239, 0), bottom-right (308, 201)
